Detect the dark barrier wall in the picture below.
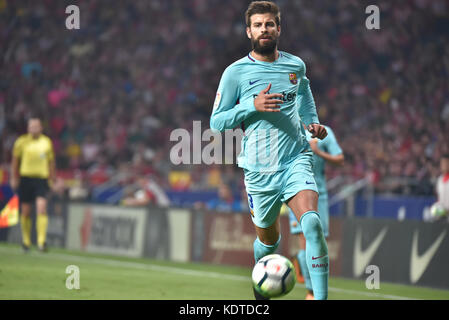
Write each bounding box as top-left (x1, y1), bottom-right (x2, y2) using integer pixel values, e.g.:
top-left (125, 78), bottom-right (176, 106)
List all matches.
top-left (66, 203), bottom-right (148, 256)
top-left (197, 210), bottom-right (292, 267)
top-left (143, 206), bottom-right (170, 260)
top-left (65, 204), bottom-right (192, 261)
top-left (339, 217), bottom-right (449, 289)
top-left (191, 212), bottom-right (449, 289)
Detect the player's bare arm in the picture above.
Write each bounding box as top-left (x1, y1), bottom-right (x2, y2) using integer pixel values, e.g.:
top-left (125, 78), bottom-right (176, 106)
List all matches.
top-left (254, 83), bottom-right (283, 112)
top-left (49, 158), bottom-right (57, 191)
top-left (309, 139), bottom-right (344, 166)
top-left (10, 155), bottom-right (20, 191)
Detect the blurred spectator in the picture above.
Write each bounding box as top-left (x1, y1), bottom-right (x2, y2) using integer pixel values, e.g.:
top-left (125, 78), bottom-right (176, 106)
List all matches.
top-left (81, 140), bottom-right (100, 171)
top-left (436, 153), bottom-right (449, 213)
top-left (121, 175), bottom-right (170, 207)
top-left (199, 183), bottom-right (248, 213)
top-left (205, 183), bottom-right (235, 212)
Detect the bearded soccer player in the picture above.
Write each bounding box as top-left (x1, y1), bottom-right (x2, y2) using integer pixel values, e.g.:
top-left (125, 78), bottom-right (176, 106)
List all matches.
top-left (210, 1), bottom-right (329, 300)
top-left (11, 117), bottom-right (56, 252)
top-left (289, 124), bottom-right (344, 299)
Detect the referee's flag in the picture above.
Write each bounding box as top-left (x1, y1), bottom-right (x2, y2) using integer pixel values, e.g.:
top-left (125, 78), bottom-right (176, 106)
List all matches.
top-left (0, 195), bottom-right (19, 228)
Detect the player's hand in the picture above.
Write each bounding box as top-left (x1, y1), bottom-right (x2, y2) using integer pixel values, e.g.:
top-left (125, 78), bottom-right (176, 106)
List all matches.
top-left (309, 138), bottom-right (319, 153)
top-left (308, 123), bottom-right (327, 140)
top-left (254, 83), bottom-right (283, 112)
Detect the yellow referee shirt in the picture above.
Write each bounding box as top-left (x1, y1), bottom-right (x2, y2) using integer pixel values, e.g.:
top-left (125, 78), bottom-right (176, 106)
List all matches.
top-left (12, 134), bottom-right (54, 178)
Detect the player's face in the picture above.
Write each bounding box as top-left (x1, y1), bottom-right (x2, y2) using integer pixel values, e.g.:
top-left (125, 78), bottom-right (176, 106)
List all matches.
top-left (246, 13), bottom-right (280, 55)
top-left (28, 119), bottom-right (42, 137)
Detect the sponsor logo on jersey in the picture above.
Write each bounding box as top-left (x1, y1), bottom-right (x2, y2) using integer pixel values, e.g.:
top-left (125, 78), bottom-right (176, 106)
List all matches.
top-left (252, 90), bottom-right (297, 103)
top-left (249, 79), bottom-right (261, 85)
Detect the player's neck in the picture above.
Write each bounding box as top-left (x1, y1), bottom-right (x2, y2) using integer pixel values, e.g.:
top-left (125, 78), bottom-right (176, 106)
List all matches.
top-left (30, 133), bottom-right (41, 139)
top-left (251, 49), bottom-right (279, 62)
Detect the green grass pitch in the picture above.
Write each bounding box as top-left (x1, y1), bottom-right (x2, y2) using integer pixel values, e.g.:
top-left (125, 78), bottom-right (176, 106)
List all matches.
top-left (0, 242), bottom-right (448, 300)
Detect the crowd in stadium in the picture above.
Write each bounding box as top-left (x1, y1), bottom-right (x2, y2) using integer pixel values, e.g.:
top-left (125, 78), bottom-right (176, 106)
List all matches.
top-left (1, 0), bottom-right (448, 202)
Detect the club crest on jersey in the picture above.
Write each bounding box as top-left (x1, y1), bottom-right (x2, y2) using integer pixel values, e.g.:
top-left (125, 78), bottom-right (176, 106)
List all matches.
top-left (289, 73), bottom-right (297, 84)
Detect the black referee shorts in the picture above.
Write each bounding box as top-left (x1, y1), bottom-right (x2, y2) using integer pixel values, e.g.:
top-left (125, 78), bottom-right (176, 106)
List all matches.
top-left (18, 177), bottom-right (50, 203)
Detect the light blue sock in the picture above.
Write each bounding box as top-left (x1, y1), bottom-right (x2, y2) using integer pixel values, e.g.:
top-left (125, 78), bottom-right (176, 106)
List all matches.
top-left (297, 249), bottom-right (313, 291)
top-left (253, 236), bottom-right (281, 263)
top-left (300, 211), bottom-right (329, 300)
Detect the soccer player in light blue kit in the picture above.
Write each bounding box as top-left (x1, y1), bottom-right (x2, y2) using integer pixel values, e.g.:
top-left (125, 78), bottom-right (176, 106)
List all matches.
top-left (210, 1), bottom-right (329, 300)
top-left (289, 124), bottom-right (344, 299)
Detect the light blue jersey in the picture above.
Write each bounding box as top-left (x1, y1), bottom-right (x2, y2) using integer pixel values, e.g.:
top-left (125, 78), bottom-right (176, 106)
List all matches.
top-left (305, 125), bottom-right (343, 196)
top-left (210, 51), bottom-right (319, 172)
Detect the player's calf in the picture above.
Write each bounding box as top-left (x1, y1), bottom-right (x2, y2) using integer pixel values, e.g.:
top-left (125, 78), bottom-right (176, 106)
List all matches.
top-left (300, 211), bottom-right (329, 300)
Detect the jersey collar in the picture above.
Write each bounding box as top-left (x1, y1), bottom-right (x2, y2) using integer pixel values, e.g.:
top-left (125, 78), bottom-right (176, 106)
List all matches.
top-left (247, 51), bottom-right (282, 63)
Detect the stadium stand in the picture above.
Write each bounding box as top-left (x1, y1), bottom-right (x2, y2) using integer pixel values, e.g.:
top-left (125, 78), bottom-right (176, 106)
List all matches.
top-left (0, 0), bottom-right (448, 207)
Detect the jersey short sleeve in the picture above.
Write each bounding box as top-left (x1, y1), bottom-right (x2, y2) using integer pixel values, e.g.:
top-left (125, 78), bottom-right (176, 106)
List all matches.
top-left (46, 136), bottom-right (55, 161)
top-left (12, 135), bottom-right (25, 158)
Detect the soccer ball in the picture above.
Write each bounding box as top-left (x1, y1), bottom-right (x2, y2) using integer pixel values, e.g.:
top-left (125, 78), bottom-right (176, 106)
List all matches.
top-left (430, 202), bottom-right (448, 219)
top-left (252, 254), bottom-right (296, 298)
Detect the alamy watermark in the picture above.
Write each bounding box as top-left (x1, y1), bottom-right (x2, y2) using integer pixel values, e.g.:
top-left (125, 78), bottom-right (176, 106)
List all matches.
top-left (65, 5), bottom-right (80, 30)
top-left (365, 5), bottom-right (380, 30)
top-left (66, 265), bottom-right (80, 290)
top-left (365, 265), bottom-right (380, 289)
top-left (169, 121), bottom-right (281, 170)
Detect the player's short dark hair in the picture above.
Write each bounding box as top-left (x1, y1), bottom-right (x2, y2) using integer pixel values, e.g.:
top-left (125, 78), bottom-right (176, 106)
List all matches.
top-left (245, 1), bottom-right (281, 27)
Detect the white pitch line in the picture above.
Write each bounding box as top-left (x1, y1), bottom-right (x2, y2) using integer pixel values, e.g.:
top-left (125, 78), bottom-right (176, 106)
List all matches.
top-left (0, 246), bottom-right (417, 300)
top-left (292, 282), bottom-right (417, 300)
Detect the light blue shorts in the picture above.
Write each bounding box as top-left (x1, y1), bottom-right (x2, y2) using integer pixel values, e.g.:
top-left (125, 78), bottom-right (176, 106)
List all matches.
top-left (289, 194), bottom-right (329, 237)
top-left (244, 152), bottom-right (318, 228)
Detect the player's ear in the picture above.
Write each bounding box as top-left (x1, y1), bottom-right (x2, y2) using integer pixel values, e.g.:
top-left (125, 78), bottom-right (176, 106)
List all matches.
top-left (246, 26), bottom-right (252, 39)
top-left (277, 25), bottom-right (281, 35)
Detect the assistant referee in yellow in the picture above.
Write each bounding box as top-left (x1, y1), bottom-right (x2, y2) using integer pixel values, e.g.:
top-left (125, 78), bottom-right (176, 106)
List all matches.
top-left (10, 117), bottom-right (56, 252)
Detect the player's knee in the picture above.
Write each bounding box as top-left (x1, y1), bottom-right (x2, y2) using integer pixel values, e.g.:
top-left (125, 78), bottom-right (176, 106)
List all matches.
top-left (20, 204), bottom-right (32, 217)
top-left (36, 198), bottom-right (47, 214)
